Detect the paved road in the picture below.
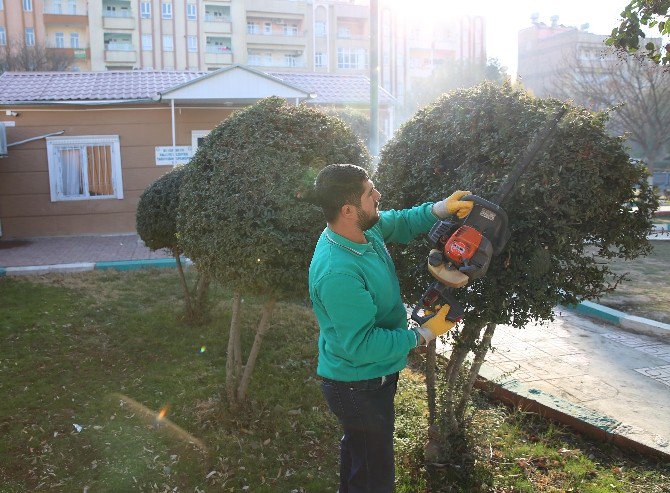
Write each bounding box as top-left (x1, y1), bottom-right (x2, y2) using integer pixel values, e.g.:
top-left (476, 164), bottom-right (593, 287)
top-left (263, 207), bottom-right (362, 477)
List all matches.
top-left (439, 309), bottom-right (670, 456)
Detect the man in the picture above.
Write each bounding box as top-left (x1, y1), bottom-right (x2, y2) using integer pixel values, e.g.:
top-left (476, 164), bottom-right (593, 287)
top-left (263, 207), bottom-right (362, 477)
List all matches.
top-left (307, 163), bottom-right (474, 492)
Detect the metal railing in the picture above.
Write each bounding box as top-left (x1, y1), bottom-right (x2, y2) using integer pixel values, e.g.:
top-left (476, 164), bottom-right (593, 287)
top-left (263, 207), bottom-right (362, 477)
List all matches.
top-left (204, 14), bottom-right (231, 22)
top-left (105, 42), bottom-right (134, 51)
top-left (44, 5), bottom-right (82, 15)
top-left (205, 45), bottom-right (232, 53)
top-left (103, 9), bottom-right (133, 18)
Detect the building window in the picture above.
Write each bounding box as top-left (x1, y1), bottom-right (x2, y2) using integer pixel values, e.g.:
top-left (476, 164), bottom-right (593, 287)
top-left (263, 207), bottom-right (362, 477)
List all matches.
top-left (46, 136), bottom-right (124, 202)
top-left (142, 34), bottom-right (152, 50)
top-left (51, 0), bottom-right (62, 13)
top-left (0, 28), bottom-right (6, 46)
top-left (315, 52), bottom-right (324, 68)
top-left (284, 54), bottom-right (299, 67)
top-left (263, 22), bottom-right (271, 35)
top-left (284, 24), bottom-right (298, 36)
top-left (337, 47), bottom-right (366, 69)
top-left (140, 2), bottom-right (151, 18)
top-left (67, 0), bottom-right (76, 14)
top-left (315, 21), bottom-right (326, 37)
top-left (187, 3), bottom-right (196, 20)
top-left (163, 35), bottom-right (174, 52)
top-left (23, 0), bottom-right (32, 12)
top-left (191, 130), bottom-right (210, 151)
top-left (187, 35), bottom-right (197, 52)
top-left (263, 52), bottom-right (272, 65)
top-left (338, 27), bottom-right (350, 38)
top-left (161, 2), bottom-right (172, 19)
top-left (0, 0), bottom-right (4, 11)
top-left (247, 22), bottom-right (259, 35)
top-left (247, 52), bottom-right (260, 65)
top-left (25, 28), bottom-right (35, 46)
top-left (55, 32), bottom-right (64, 48)
top-left (70, 32), bottom-right (79, 48)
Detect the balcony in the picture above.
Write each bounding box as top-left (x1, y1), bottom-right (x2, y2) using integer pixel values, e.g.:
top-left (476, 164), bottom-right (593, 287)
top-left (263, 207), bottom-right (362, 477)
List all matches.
top-left (203, 17), bottom-right (232, 34)
top-left (248, 59), bottom-right (306, 69)
top-left (247, 33), bottom-right (306, 47)
top-left (204, 48), bottom-right (233, 65)
top-left (103, 11), bottom-right (136, 30)
top-left (47, 47), bottom-right (90, 60)
top-left (43, 4), bottom-right (88, 24)
top-left (245, 0), bottom-right (306, 16)
top-left (105, 43), bottom-right (136, 63)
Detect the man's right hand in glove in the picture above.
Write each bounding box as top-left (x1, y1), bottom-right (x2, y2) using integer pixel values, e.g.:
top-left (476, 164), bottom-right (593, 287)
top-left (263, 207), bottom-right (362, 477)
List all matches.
top-left (415, 304), bottom-right (457, 345)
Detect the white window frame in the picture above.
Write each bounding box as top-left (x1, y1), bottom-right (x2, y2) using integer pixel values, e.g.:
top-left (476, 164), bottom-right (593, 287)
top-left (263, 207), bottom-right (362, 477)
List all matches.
top-left (162, 35), bottom-right (174, 52)
top-left (186, 3), bottom-right (196, 20)
top-left (247, 22), bottom-right (259, 35)
top-left (141, 34), bottom-right (153, 51)
top-left (55, 32), bottom-right (64, 48)
top-left (23, 0), bottom-right (32, 11)
top-left (191, 130), bottom-right (211, 152)
top-left (140, 1), bottom-right (151, 18)
top-left (315, 21), bottom-right (326, 37)
top-left (315, 51), bottom-right (324, 68)
top-left (25, 28), bottom-right (35, 46)
top-left (0, 27), bottom-right (6, 46)
top-left (161, 2), bottom-right (172, 19)
top-left (67, 0), bottom-right (76, 15)
top-left (0, 0), bottom-right (4, 11)
top-left (70, 32), bottom-right (79, 48)
top-left (263, 22), bottom-right (271, 35)
top-left (187, 35), bottom-right (197, 52)
top-left (46, 136), bottom-right (124, 202)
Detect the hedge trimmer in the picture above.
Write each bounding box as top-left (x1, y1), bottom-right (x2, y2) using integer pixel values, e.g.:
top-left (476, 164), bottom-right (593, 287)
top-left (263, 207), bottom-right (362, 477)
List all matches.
top-left (411, 107), bottom-right (568, 329)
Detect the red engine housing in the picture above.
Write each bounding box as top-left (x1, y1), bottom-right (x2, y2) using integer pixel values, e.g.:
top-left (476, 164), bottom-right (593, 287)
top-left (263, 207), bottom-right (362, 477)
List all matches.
top-left (444, 225), bottom-right (483, 265)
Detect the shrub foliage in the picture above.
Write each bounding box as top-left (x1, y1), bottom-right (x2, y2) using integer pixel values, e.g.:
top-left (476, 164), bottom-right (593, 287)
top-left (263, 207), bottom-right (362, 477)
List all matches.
top-left (377, 82), bottom-right (658, 329)
top-left (178, 97), bottom-right (370, 301)
top-left (136, 165), bottom-right (185, 253)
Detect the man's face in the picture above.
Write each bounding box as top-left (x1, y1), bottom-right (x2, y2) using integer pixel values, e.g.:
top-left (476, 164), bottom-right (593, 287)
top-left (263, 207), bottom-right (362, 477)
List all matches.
top-left (356, 179), bottom-right (382, 231)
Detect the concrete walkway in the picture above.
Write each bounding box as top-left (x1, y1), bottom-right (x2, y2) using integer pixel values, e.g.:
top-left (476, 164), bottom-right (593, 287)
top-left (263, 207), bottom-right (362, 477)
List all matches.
top-left (2, 234), bottom-right (669, 457)
top-left (438, 309), bottom-right (670, 457)
top-left (0, 234), bottom-right (171, 268)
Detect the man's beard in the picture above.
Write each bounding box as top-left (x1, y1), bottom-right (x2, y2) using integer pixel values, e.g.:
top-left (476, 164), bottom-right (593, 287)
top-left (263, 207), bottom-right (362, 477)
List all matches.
top-left (356, 205), bottom-right (380, 231)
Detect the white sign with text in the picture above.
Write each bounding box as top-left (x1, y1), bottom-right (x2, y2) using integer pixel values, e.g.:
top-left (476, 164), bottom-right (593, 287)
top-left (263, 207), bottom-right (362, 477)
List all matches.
top-left (155, 146), bottom-right (193, 166)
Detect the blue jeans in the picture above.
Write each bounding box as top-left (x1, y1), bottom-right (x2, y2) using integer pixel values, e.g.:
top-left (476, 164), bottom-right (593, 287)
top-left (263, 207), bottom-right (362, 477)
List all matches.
top-left (320, 372), bottom-right (399, 493)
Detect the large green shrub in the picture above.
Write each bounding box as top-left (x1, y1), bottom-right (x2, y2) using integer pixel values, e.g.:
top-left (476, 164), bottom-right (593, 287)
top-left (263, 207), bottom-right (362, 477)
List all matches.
top-left (178, 97), bottom-right (369, 299)
top-left (376, 82), bottom-right (658, 457)
top-left (178, 97), bottom-right (370, 404)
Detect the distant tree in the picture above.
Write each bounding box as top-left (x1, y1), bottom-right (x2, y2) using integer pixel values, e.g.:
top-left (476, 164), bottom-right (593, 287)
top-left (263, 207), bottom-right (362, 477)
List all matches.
top-left (0, 38), bottom-right (75, 73)
top-left (401, 59), bottom-right (508, 120)
top-left (607, 0), bottom-right (670, 65)
top-left (552, 50), bottom-right (670, 173)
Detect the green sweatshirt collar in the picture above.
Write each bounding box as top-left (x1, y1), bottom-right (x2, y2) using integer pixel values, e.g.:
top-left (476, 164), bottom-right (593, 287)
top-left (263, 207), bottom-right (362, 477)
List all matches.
top-left (325, 227), bottom-right (374, 256)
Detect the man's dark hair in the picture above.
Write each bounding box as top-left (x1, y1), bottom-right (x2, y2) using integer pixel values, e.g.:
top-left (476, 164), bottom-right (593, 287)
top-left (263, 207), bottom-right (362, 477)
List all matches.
top-left (313, 164), bottom-right (369, 222)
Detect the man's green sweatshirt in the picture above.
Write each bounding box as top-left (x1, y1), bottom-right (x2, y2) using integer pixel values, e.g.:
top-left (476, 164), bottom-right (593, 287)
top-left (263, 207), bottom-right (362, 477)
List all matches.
top-left (308, 203), bottom-right (437, 381)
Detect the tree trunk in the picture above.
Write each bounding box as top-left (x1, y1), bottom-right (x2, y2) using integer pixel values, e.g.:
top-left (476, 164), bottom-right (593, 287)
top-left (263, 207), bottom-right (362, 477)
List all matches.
top-left (233, 297), bottom-right (243, 381)
top-left (174, 251), bottom-right (193, 317)
top-left (441, 323), bottom-right (483, 434)
top-left (225, 292), bottom-right (242, 407)
top-left (195, 272), bottom-right (211, 313)
top-left (426, 340), bottom-right (437, 425)
top-left (455, 323), bottom-right (496, 421)
top-left (237, 299), bottom-right (276, 402)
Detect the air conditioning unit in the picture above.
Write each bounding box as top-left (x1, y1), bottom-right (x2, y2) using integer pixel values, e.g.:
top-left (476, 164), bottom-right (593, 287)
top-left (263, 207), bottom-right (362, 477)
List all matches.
top-left (0, 123), bottom-right (7, 157)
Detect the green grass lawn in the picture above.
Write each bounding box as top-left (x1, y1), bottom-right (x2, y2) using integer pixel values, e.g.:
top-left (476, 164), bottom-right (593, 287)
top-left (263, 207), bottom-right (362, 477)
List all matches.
top-left (596, 241), bottom-right (670, 324)
top-left (1, 270), bottom-right (668, 492)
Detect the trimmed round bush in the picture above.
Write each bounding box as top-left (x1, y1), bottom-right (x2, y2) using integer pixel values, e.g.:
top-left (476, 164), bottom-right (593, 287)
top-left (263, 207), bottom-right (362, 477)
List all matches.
top-left (376, 83), bottom-right (658, 328)
top-left (178, 97), bottom-right (370, 299)
top-left (136, 165), bottom-right (186, 253)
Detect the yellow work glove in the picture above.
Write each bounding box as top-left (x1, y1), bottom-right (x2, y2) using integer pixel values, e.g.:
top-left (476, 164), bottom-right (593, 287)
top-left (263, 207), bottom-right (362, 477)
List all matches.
top-left (415, 304), bottom-right (457, 345)
top-left (432, 190), bottom-right (474, 219)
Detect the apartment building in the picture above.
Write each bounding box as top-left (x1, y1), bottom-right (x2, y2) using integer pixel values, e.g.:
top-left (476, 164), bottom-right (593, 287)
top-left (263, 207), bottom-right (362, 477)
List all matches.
top-left (0, 0), bottom-right (485, 102)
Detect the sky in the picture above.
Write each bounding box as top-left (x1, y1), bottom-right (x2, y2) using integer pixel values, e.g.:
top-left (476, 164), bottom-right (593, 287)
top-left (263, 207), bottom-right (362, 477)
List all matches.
top-left (388, 0), bottom-right (635, 77)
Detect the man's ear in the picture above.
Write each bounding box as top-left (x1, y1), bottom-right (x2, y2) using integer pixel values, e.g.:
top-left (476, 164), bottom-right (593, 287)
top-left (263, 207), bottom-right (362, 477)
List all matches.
top-left (340, 204), bottom-right (356, 220)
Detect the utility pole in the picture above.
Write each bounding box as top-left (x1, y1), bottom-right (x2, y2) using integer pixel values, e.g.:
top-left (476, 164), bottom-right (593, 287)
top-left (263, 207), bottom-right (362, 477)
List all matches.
top-left (370, 0), bottom-right (379, 158)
